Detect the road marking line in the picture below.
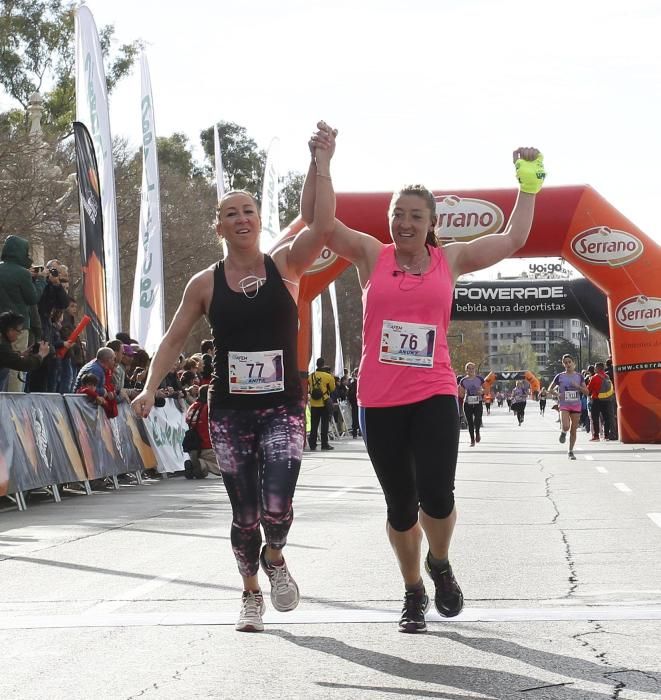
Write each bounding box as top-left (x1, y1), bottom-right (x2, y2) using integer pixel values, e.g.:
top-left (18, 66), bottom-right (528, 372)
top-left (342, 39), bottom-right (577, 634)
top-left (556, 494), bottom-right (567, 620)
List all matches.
top-left (3, 605), bottom-right (661, 630)
top-left (613, 483), bottom-right (632, 494)
top-left (584, 455), bottom-right (594, 460)
top-left (83, 573), bottom-right (179, 615)
top-left (648, 513), bottom-right (661, 529)
top-left (596, 466), bottom-right (608, 474)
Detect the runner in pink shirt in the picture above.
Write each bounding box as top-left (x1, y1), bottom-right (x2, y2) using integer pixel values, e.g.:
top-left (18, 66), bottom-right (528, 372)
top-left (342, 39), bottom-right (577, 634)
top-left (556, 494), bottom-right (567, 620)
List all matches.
top-left (302, 122), bottom-right (544, 633)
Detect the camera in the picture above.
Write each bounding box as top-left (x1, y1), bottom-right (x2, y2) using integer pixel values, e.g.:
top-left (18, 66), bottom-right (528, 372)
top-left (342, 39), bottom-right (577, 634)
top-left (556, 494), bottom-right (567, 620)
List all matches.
top-left (48, 267), bottom-right (59, 277)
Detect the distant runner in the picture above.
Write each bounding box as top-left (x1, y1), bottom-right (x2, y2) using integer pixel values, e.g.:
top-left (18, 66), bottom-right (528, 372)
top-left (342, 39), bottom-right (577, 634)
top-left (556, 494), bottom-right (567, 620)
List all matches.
top-left (458, 362), bottom-right (484, 447)
top-left (511, 381), bottom-right (528, 425)
top-left (548, 354), bottom-right (588, 460)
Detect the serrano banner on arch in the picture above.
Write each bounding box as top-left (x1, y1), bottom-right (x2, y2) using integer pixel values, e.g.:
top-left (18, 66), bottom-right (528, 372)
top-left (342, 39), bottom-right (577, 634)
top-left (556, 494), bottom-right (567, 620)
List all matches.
top-left (276, 185), bottom-right (661, 444)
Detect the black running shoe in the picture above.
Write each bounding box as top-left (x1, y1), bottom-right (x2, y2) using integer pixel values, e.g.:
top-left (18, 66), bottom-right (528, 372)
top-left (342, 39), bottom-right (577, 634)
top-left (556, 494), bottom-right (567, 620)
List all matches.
top-left (398, 589), bottom-right (429, 633)
top-left (424, 553), bottom-right (464, 617)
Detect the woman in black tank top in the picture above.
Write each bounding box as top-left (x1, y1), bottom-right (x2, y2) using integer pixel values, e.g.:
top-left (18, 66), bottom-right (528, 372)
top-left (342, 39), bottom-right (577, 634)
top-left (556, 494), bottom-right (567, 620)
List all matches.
top-left (131, 124), bottom-right (337, 632)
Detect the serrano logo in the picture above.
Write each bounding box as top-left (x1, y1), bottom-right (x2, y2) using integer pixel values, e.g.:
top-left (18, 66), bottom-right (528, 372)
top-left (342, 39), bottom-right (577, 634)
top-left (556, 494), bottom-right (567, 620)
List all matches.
top-left (435, 196), bottom-right (504, 241)
top-left (571, 227), bottom-right (643, 268)
top-left (615, 295), bottom-right (661, 332)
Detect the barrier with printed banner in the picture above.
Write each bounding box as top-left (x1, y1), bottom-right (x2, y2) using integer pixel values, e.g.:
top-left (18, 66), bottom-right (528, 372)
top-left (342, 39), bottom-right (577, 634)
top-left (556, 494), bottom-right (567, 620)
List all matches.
top-left (0, 393), bottom-right (87, 496)
top-left (142, 398), bottom-right (188, 474)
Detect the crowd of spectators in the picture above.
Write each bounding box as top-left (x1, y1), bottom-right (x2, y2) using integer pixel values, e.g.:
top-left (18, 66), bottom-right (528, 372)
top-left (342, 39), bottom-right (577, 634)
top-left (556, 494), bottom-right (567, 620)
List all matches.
top-left (0, 234), bottom-right (216, 417)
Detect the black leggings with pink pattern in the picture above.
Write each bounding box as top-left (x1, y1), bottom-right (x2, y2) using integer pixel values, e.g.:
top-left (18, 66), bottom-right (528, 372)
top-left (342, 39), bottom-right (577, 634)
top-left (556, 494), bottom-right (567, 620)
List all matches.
top-left (209, 402), bottom-right (305, 577)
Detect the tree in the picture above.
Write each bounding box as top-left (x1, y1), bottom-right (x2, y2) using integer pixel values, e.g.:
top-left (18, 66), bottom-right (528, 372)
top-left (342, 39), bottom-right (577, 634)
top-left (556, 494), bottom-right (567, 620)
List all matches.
top-left (498, 339), bottom-right (538, 373)
top-left (0, 0), bottom-right (141, 137)
top-left (199, 121), bottom-right (304, 228)
top-left (447, 320), bottom-right (487, 375)
top-left (115, 133), bottom-right (217, 350)
top-left (279, 170), bottom-right (304, 228)
top-left (154, 133), bottom-right (197, 179)
top-left (199, 121), bottom-right (265, 196)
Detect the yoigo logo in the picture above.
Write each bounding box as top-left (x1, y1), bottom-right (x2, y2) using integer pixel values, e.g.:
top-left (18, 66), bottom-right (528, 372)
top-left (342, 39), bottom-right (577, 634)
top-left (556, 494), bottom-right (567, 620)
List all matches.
top-left (435, 196), bottom-right (504, 242)
top-left (615, 295), bottom-right (661, 332)
top-left (571, 226), bottom-right (643, 268)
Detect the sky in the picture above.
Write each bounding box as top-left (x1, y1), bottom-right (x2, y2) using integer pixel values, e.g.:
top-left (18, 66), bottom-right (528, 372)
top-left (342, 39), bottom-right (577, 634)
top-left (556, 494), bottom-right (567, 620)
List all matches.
top-left (8, 0), bottom-right (661, 274)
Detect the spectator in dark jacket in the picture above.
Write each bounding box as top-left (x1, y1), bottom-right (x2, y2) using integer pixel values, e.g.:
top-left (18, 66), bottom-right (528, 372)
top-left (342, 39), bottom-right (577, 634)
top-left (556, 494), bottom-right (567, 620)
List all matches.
top-left (0, 311), bottom-right (50, 391)
top-left (0, 236), bottom-right (41, 390)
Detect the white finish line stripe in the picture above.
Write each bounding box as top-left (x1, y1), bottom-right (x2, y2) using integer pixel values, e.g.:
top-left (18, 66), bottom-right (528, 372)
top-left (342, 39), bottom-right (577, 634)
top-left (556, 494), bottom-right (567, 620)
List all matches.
top-left (83, 573), bottom-right (179, 615)
top-left (649, 513), bottom-right (661, 528)
top-left (596, 466), bottom-right (608, 474)
top-left (2, 606), bottom-right (661, 630)
top-left (613, 482), bottom-right (632, 494)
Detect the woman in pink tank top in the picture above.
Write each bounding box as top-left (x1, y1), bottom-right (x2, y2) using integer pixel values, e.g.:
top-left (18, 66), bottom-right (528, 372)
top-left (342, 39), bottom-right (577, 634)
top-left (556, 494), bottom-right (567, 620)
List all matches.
top-left (303, 121), bottom-right (545, 633)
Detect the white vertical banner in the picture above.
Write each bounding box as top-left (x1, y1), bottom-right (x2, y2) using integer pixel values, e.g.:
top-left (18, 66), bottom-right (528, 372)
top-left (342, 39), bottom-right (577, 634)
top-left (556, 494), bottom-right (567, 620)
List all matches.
top-left (130, 53), bottom-right (164, 355)
top-left (328, 282), bottom-right (344, 376)
top-left (213, 123), bottom-right (225, 201)
top-left (260, 137), bottom-right (280, 253)
top-left (75, 5), bottom-right (121, 338)
top-left (309, 294), bottom-right (323, 373)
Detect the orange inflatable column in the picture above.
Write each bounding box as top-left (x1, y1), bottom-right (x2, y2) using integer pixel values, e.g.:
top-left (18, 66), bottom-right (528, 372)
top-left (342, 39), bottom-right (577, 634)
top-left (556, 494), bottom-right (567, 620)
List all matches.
top-left (563, 187), bottom-right (661, 443)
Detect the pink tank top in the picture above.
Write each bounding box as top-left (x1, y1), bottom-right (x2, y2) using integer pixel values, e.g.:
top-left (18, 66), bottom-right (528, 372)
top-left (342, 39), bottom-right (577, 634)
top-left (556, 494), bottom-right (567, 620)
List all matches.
top-left (357, 244), bottom-right (458, 407)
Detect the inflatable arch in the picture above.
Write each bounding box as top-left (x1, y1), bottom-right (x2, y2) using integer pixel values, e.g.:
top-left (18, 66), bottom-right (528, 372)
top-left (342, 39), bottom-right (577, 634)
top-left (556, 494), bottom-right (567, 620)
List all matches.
top-left (484, 371), bottom-right (541, 395)
top-left (272, 185), bottom-right (661, 444)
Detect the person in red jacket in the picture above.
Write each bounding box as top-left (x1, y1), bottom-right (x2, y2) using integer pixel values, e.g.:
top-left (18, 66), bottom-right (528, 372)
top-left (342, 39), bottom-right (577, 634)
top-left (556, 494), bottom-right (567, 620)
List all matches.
top-left (586, 361), bottom-right (614, 441)
top-left (75, 372), bottom-right (106, 406)
top-left (184, 385), bottom-right (221, 478)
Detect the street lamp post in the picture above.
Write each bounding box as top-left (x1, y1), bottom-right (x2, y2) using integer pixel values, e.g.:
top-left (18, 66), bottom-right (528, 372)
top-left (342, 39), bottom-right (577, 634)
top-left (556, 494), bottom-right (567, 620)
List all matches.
top-left (585, 325), bottom-right (591, 366)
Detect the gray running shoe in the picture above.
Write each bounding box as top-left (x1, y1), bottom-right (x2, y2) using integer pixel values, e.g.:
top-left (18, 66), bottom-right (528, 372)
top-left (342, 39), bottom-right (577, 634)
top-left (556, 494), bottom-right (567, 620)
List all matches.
top-left (568, 451), bottom-right (576, 460)
top-left (559, 432), bottom-right (567, 444)
top-left (260, 546), bottom-right (300, 612)
top-left (236, 591), bottom-right (265, 632)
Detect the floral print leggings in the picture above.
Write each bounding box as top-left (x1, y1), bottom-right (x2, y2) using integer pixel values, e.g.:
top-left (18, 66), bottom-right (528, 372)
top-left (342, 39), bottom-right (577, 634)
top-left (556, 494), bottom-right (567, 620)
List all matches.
top-left (209, 402), bottom-right (305, 577)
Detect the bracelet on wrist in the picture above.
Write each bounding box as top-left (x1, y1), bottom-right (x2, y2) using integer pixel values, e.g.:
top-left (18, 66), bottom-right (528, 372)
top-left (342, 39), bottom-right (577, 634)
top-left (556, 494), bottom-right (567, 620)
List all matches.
top-left (316, 172), bottom-right (332, 180)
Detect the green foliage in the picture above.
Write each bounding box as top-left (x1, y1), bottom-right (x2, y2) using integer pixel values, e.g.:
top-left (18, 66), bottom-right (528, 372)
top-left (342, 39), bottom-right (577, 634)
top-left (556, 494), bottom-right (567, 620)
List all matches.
top-left (448, 320), bottom-right (487, 374)
top-left (279, 170), bottom-right (304, 227)
top-left (0, 0), bottom-right (141, 137)
top-left (155, 133), bottom-right (198, 179)
top-left (541, 339), bottom-right (579, 384)
top-left (199, 121), bottom-right (304, 227)
top-left (199, 121), bottom-right (265, 196)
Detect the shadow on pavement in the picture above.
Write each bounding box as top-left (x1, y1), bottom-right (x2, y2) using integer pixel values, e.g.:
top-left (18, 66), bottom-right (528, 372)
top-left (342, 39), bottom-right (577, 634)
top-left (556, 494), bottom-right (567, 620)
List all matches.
top-left (266, 628), bottom-right (660, 698)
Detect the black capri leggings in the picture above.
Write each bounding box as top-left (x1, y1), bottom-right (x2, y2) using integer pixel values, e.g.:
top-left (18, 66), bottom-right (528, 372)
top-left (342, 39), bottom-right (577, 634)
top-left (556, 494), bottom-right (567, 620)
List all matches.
top-left (360, 394), bottom-right (460, 532)
top-left (463, 402), bottom-right (483, 441)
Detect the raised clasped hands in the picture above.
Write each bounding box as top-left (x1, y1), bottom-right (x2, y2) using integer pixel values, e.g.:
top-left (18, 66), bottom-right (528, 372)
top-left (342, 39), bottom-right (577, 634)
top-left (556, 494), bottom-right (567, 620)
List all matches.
top-left (309, 120), bottom-right (338, 164)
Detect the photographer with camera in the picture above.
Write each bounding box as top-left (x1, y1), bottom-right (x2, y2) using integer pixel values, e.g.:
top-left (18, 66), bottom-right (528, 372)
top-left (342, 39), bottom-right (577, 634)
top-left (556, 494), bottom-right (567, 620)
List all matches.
top-left (0, 311), bottom-right (49, 391)
top-left (26, 260), bottom-right (70, 392)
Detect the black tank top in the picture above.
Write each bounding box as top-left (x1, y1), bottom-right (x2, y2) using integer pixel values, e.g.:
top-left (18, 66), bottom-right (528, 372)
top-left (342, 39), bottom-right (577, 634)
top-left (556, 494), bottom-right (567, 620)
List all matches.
top-left (207, 255), bottom-right (301, 410)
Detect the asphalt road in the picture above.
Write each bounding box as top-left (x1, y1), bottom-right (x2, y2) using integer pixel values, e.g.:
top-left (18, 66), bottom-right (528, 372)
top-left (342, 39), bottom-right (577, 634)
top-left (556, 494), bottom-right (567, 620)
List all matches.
top-left (1, 404), bottom-right (660, 699)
